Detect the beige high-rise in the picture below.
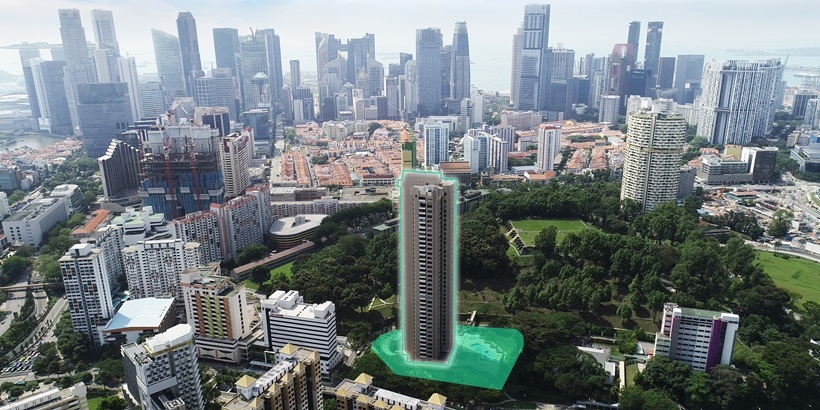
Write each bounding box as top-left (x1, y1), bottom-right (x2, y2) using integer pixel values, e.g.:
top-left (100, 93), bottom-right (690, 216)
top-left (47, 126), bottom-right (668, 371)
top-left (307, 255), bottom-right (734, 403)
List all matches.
top-left (400, 171), bottom-right (456, 362)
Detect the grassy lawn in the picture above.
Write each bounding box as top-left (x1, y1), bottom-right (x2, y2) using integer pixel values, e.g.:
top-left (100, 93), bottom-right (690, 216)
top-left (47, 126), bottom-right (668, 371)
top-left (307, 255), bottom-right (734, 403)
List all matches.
top-left (510, 219), bottom-right (589, 246)
top-left (242, 280), bottom-right (259, 291)
top-left (811, 193), bottom-right (820, 207)
top-left (242, 262), bottom-right (294, 292)
top-left (87, 397), bottom-right (104, 410)
top-left (756, 251), bottom-right (820, 305)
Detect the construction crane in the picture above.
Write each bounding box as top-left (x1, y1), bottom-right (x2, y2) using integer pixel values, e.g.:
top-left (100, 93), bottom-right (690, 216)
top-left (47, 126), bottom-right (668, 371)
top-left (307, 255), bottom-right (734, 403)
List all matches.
top-left (164, 137), bottom-right (177, 220)
top-left (184, 134), bottom-right (201, 212)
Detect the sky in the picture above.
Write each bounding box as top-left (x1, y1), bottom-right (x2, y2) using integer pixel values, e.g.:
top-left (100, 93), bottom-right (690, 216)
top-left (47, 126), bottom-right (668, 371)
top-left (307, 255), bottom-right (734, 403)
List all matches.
top-left (0, 0), bottom-right (817, 92)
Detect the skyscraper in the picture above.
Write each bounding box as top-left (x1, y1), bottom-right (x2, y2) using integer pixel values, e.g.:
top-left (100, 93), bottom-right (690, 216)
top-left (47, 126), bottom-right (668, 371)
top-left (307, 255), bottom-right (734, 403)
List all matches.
top-left (607, 43), bottom-right (637, 107)
top-left (415, 28), bottom-right (443, 117)
top-left (643, 21), bottom-right (664, 87)
top-left (151, 29), bottom-right (186, 104)
top-left (344, 34), bottom-right (376, 86)
top-left (99, 139), bottom-right (140, 201)
top-left (19, 49), bottom-right (41, 123)
top-left (400, 171), bottom-right (456, 363)
top-left (697, 59), bottom-right (784, 145)
top-left (122, 239), bottom-right (201, 303)
top-left (193, 69), bottom-right (239, 122)
top-left (237, 34), bottom-right (269, 112)
top-left (657, 56), bottom-right (676, 89)
top-left (653, 303), bottom-right (739, 371)
top-left (536, 124), bottom-right (561, 172)
top-left (76, 82), bottom-right (133, 158)
top-left (59, 9), bottom-right (96, 134)
top-left (423, 122), bottom-right (451, 167)
top-left (219, 131), bottom-right (251, 199)
top-left (177, 12), bottom-right (202, 96)
top-left (31, 59), bottom-right (72, 135)
top-left (213, 28), bottom-right (240, 76)
top-left (290, 60), bottom-right (301, 91)
top-left (315, 32), bottom-right (341, 84)
top-left (515, 4), bottom-right (550, 111)
top-left (510, 27), bottom-right (523, 108)
top-left (450, 22), bottom-right (471, 101)
top-left (620, 111), bottom-right (686, 212)
top-left (122, 324), bottom-right (203, 410)
top-left (91, 9), bottom-right (119, 54)
top-left (138, 82), bottom-right (165, 119)
top-left (547, 47), bottom-right (575, 117)
top-left (117, 57), bottom-right (141, 121)
top-left (488, 135), bottom-right (509, 173)
top-left (674, 55), bottom-right (705, 103)
top-left (210, 185), bottom-right (272, 261)
top-left (627, 21), bottom-right (640, 57)
top-left (256, 29), bottom-right (284, 103)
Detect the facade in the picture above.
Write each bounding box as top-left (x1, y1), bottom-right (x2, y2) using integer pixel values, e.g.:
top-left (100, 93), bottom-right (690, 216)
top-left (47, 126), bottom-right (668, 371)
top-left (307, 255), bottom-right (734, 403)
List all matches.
top-left (1, 383), bottom-right (88, 410)
top-left (122, 239), bottom-right (201, 304)
top-left (415, 28), bottom-right (443, 117)
top-left (599, 95), bottom-right (620, 123)
top-left (220, 131), bottom-right (252, 199)
top-left (515, 4), bottom-right (550, 111)
top-left (3, 197), bottom-right (69, 247)
top-left (488, 136), bottom-right (509, 173)
top-left (139, 82), bottom-right (166, 119)
top-left (60, 243), bottom-right (116, 346)
top-left (99, 139), bottom-right (141, 201)
top-left (643, 21), bottom-right (663, 86)
top-left (226, 345), bottom-right (322, 410)
top-left (535, 124), bottom-right (561, 172)
top-left (500, 110), bottom-right (542, 131)
top-left (697, 59), bottom-right (784, 145)
top-left (400, 172), bottom-right (456, 362)
top-left (620, 111), bottom-right (686, 212)
top-left (260, 290), bottom-right (340, 376)
top-left (509, 27), bottom-right (523, 109)
top-left (450, 22), bottom-right (471, 101)
top-left (177, 12), bottom-right (202, 96)
top-left (181, 265), bottom-right (257, 363)
top-left (118, 57), bottom-right (142, 121)
top-left (50, 184), bottom-right (82, 213)
top-left (122, 324), bottom-right (203, 410)
top-left (334, 374), bottom-right (447, 410)
top-left (102, 297), bottom-right (176, 345)
top-left (31, 60), bottom-right (72, 135)
top-left (792, 91), bottom-right (818, 117)
top-left (674, 55), bottom-right (705, 103)
top-left (461, 133), bottom-right (488, 174)
top-left (76, 82), bottom-right (133, 158)
top-left (657, 57), bottom-right (676, 89)
top-left (627, 21), bottom-right (640, 55)
top-left (653, 303), bottom-right (739, 371)
top-left (172, 211), bottom-right (223, 263)
top-left (59, 8), bottom-right (96, 134)
top-left (211, 184), bottom-right (272, 260)
top-left (213, 28), bottom-right (240, 76)
top-left (269, 214), bottom-right (326, 251)
top-left (194, 71), bottom-right (239, 122)
top-left (151, 29), bottom-right (186, 103)
top-left (423, 122), bottom-right (451, 167)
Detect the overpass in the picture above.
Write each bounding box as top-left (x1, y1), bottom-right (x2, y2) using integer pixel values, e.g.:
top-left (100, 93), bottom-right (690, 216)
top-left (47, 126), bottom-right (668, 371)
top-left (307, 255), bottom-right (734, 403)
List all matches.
top-left (0, 283), bottom-right (61, 292)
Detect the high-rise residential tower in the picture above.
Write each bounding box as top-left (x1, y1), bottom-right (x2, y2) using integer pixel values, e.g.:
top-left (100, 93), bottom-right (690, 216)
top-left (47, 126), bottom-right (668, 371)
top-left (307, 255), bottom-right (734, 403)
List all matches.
top-left (697, 59), bottom-right (784, 145)
top-left (423, 122), bottom-right (451, 167)
top-left (450, 22), bottom-right (471, 101)
top-left (620, 111), bottom-right (686, 212)
top-left (400, 171), bottom-right (456, 363)
top-left (177, 12), bottom-right (202, 96)
top-left (653, 303), bottom-right (739, 371)
top-left (213, 28), bottom-right (240, 76)
top-left (627, 21), bottom-right (640, 57)
top-left (99, 139), bottom-right (140, 201)
top-left (152, 29), bottom-right (186, 104)
top-left (219, 131), bottom-right (252, 199)
top-left (122, 324), bottom-right (203, 410)
top-left (644, 21), bottom-right (664, 87)
top-left (515, 4), bottom-right (550, 111)
top-left (510, 27), bottom-right (523, 108)
top-left (536, 124), bottom-right (561, 172)
top-left (415, 28), bottom-right (443, 117)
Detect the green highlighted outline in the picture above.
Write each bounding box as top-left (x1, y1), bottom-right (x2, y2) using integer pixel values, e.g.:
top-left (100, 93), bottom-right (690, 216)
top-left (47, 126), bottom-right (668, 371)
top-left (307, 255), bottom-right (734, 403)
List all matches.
top-left (372, 326), bottom-right (524, 390)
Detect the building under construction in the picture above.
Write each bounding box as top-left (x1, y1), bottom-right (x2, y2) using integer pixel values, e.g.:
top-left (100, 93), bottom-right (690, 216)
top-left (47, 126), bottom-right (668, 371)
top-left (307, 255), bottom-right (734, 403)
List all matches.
top-left (139, 123), bottom-right (225, 219)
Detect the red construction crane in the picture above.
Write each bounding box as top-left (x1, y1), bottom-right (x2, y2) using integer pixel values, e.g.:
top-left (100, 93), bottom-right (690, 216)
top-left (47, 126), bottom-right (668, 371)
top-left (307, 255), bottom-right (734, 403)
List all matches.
top-left (164, 135), bottom-right (177, 219)
top-left (184, 134), bottom-right (202, 212)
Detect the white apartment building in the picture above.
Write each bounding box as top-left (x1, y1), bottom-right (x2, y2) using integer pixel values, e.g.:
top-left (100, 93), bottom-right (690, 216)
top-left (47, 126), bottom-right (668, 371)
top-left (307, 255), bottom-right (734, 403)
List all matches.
top-left (122, 324), bottom-right (203, 410)
top-left (3, 196), bottom-right (69, 247)
top-left (260, 290), bottom-right (341, 377)
top-left (697, 59), bottom-right (784, 145)
top-left (653, 303), bottom-right (739, 371)
top-left (60, 243), bottom-right (118, 346)
top-left (0, 192), bottom-right (9, 219)
top-left (620, 111), bottom-right (686, 212)
top-left (488, 135), bottom-right (509, 173)
top-left (598, 95), bottom-right (620, 124)
top-left (461, 133), bottom-right (488, 174)
top-left (122, 239), bottom-right (201, 304)
top-left (220, 130), bottom-right (252, 199)
top-left (535, 124), bottom-right (561, 172)
top-left (171, 211), bottom-right (223, 263)
top-left (0, 382), bottom-right (88, 410)
top-left (500, 110), bottom-right (542, 131)
top-left (423, 122), bottom-right (452, 167)
top-left (180, 265), bottom-right (257, 364)
top-left (210, 184), bottom-right (271, 261)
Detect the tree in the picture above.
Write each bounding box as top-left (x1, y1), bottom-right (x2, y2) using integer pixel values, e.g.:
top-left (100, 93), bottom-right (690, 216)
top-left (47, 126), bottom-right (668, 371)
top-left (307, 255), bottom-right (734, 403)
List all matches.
top-left (14, 246), bottom-right (33, 258)
top-left (635, 356), bottom-right (692, 403)
top-left (8, 190), bottom-right (26, 205)
top-left (533, 226), bottom-right (558, 266)
top-left (1, 255), bottom-right (30, 283)
top-left (367, 122), bottom-right (381, 136)
top-left (251, 266), bottom-right (270, 284)
top-left (767, 209), bottom-right (793, 238)
top-left (99, 396), bottom-right (128, 410)
top-left (617, 304), bottom-right (632, 324)
top-left (236, 244), bottom-right (268, 264)
top-left (618, 386), bottom-right (645, 410)
top-left (641, 389), bottom-right (678, 410)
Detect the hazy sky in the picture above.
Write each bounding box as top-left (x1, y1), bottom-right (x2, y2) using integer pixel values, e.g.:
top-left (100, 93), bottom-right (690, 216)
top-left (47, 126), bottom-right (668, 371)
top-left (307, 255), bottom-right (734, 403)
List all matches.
top-left (0, 0), bottom-right (815, 92)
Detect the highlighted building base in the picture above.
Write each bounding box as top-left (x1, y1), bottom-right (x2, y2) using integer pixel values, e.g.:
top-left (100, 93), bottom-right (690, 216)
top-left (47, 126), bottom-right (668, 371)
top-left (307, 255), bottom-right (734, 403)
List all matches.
top-left (371, 326), bottom-right (524, 390)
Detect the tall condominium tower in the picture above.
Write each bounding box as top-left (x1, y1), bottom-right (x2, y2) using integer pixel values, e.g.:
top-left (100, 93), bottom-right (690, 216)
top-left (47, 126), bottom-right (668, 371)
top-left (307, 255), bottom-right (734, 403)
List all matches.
top-left (213, 28), bottom-right (240, 76)
top-left (122, 324), bottom-right (203, 410)
top-left (152, 29), bottom-right (186, 104)
top-left (697, 59), bottom-right (784, 145)
top-left (515, 4), bottom-right (550, 111)
top-left (450, 22), bottom-right (471, 101)
top-left (674, 54), bottom-right (705, 103)
top-left (415, 28), bottom-right (443, 117)
top-left (172, 211), bottom-right (223, 263)
top-left (620, 111), bottom-right (686, 212)
top-left (653, 303), bottom-right (739, 371)
top-left (627, 21), bottom-right (640, 58)
top-left (509, 27), bottom-right (523, 108)
top-left (59, 9), bottom-right (96, 134)
top-left (177, 12), bottom-right (202, 96)
top-left (122, 239), bottom-right (201, 315)
top-left (423, 122), bottom-right (451, 167)
top-left (211, 184), bottom-right (271, 261)
top-left (219, 131), bottom-right (252, 199)
top-left (536, 124), bottom-right (561, 172)
top-left (400, 171), bottom-right (456, 363)
top-left (644, 21), bottom-right (664, 87)
top-left (99, 139), bottom-right (140, 201)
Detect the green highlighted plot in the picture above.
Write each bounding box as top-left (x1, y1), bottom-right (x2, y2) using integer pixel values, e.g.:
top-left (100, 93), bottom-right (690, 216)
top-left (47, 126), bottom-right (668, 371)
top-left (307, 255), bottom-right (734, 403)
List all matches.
top-left (371, 326), bottom-right (524, 390)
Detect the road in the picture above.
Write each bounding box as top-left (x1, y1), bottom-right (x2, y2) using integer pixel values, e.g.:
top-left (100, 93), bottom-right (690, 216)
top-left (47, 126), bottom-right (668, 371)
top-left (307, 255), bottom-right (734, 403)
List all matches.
top-left (0, 297), bottom-right (67, 380)
top-left (0, 270), bottom-right (32, 337)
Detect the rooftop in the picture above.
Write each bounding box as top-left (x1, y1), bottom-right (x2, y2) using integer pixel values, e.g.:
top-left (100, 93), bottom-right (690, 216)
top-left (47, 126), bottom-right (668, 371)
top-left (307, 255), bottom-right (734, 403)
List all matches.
top-left (6, 197), bottom-right (63, 222)
top-left (269, 214), bottom-right (327, 236)
top-left (103, 297), bottom-right (174, 332)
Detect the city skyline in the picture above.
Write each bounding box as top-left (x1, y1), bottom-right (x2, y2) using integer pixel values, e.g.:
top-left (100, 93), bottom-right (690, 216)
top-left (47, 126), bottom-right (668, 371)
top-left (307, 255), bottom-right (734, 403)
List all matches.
top-left (0, 0), bottom-right (815, 93)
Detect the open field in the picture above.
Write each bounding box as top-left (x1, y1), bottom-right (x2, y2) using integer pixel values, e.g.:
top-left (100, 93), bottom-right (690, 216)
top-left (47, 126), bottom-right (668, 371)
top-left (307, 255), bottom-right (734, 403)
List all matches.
top-left (756, 251), bottom-right (820, 305)
top-left (510, 219), bottom-right (589, 246)
top-left (242, 262), bottom-right (294, 291)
